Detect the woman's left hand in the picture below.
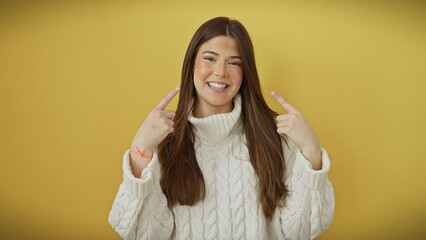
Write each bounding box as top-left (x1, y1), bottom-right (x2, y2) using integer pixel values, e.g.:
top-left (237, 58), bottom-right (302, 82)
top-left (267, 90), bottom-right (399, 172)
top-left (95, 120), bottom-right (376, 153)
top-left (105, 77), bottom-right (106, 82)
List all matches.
top-left (271, 91), bottom-right (322, 170)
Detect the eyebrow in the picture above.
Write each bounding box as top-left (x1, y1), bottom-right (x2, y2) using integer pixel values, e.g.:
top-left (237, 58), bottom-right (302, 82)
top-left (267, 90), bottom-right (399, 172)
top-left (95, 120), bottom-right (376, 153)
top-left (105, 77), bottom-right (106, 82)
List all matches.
top-left (202, 50), bottom-right (241, 59)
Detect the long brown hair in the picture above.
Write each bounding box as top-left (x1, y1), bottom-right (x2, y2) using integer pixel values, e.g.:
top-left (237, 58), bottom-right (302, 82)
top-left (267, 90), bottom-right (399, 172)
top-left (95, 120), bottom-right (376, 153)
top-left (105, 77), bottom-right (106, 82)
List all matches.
top-left (158, 17), bottom-right (288, 221)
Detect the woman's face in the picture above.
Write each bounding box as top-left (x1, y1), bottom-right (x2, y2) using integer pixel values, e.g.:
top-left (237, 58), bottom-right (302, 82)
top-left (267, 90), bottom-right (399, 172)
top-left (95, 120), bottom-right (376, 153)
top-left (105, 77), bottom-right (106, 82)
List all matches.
top-left (192, 35), bottom-right (243, 118)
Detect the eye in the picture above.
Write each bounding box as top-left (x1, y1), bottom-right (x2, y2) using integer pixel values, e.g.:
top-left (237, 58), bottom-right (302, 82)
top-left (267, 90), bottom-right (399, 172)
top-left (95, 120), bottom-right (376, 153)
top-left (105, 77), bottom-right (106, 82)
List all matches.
top-left (228, 61), bottom-right (241, 67)
top-left (203, 57), bottom-right (216, 62)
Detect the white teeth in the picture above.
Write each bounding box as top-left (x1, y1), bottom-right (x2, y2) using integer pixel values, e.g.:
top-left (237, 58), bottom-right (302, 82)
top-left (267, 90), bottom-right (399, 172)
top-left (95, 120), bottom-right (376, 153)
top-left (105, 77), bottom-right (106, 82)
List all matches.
top-left (208, 82), bottom-right (227, 89)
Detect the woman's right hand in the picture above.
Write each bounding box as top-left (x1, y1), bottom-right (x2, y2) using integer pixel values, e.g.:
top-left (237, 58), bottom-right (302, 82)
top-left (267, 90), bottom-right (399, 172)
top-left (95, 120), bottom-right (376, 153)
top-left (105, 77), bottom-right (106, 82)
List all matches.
top-left (129, 87), bottom-right (180, 177)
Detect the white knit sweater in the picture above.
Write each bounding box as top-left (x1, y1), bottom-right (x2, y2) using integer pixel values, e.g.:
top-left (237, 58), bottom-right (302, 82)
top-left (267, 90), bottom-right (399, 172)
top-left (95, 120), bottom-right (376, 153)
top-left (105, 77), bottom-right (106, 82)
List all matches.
top-left (108, 96), bottom-right (335, 240)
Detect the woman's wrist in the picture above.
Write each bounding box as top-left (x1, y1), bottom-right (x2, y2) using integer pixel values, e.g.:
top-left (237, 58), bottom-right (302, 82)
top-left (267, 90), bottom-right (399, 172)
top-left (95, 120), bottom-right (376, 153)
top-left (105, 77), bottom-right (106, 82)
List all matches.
top-left (131, 145), bottom-right (154, 159)
top-left (301, 146), bottom-right (322, 170)
top-left (128, 143), bottom-right (154, 177)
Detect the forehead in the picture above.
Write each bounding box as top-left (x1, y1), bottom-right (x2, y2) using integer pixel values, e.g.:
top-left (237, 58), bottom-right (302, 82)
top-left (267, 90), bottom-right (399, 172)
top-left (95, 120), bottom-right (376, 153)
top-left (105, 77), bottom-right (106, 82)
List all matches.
top-left (198, 36), bottom-right (240, 55)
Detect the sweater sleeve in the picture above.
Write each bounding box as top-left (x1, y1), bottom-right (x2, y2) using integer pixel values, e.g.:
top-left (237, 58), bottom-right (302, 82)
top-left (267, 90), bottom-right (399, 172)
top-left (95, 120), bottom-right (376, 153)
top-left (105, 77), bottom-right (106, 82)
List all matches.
top-left (108, 149), bottom-right (173, 240)
top-left (279, 138), bottom-right (335, 240)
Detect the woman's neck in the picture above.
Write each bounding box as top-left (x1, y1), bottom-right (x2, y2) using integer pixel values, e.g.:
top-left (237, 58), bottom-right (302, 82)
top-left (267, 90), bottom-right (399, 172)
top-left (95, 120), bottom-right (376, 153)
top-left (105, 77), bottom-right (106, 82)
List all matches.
top-left (192, 101), bottom-right (234, 118)
top-left (188, 95), bottom-right (242, 143)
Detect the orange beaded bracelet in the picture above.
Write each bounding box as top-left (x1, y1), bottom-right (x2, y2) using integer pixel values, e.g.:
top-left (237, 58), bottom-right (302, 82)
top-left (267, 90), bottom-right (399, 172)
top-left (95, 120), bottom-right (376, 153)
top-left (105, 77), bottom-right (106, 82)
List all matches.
top-left (131, 146), bottom-right (153, 159)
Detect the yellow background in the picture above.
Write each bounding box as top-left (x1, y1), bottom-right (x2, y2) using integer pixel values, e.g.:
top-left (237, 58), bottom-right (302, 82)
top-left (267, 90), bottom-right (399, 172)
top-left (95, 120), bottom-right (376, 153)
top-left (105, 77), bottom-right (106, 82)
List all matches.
top-left (1, 1), bottom-right (425, 239)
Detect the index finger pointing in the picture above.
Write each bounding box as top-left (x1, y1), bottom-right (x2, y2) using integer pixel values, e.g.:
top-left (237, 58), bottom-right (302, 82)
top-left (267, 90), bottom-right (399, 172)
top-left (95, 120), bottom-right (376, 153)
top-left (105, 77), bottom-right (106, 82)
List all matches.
top-left (271, 91), bottom-right (299, 113)
top-left (155, 87), bottom-right (180, 110)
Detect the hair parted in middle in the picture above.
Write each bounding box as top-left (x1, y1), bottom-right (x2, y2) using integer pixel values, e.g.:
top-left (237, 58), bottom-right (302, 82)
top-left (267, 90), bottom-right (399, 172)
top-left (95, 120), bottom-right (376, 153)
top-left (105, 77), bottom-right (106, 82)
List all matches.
top-left (158, 16), bottom-right (288, 221)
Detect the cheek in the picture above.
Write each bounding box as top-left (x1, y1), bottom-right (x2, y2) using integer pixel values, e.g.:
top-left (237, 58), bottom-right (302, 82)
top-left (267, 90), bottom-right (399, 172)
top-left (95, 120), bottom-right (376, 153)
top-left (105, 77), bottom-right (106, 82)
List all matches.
top-left (199, 62), bottom-right (213, 77)
top-left (230, 69), bottom-right (243, 85)
top-left (194, 60), bottom-right (212, 78)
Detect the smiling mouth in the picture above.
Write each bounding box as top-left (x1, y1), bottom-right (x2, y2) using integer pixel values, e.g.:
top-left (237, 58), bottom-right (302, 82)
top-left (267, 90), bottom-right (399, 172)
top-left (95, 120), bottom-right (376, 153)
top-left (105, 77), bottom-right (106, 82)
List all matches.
top-left (207, 82), bottom-right (228, 89)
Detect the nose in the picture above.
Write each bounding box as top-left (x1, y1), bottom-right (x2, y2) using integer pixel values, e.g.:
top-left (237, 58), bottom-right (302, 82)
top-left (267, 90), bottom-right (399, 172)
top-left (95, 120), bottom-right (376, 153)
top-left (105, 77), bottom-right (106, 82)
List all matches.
top-left (213, 61), bottom-right (228, 78)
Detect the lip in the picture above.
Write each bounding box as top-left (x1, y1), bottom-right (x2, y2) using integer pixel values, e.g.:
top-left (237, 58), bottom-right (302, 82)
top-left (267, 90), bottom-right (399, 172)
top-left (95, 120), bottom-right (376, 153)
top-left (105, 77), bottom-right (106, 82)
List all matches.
top-left (207, 81), bottom-right (229, 86)
top-left (206, 81), bottom-right (228, 93)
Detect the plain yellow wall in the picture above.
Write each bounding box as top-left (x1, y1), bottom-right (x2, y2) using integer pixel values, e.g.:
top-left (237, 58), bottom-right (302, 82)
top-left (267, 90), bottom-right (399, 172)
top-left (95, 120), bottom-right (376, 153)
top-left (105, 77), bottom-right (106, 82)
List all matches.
top-left (1, 1), bottom-right (425, 239)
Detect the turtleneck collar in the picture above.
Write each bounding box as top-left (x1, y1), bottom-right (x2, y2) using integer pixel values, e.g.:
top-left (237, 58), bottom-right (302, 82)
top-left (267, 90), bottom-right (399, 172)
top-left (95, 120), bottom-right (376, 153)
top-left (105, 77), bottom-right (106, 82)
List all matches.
top-left (188, 95), bottom-right (242, 144)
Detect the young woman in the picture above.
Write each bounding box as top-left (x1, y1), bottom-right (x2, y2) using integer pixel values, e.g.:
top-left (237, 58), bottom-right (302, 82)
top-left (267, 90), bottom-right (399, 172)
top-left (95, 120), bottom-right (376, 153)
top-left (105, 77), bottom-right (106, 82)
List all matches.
top-left (109, 17), bottom-right (334, 240)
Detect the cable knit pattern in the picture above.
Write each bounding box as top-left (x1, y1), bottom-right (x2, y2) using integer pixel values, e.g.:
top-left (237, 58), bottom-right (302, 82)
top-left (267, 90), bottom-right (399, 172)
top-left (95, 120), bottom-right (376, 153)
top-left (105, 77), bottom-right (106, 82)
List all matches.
top-left (229, 151), bottom-right (245, 239)
top-left (215, 148), bottom-right (231, 238)
top-left (108, 95), bottom-right (335, 240)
